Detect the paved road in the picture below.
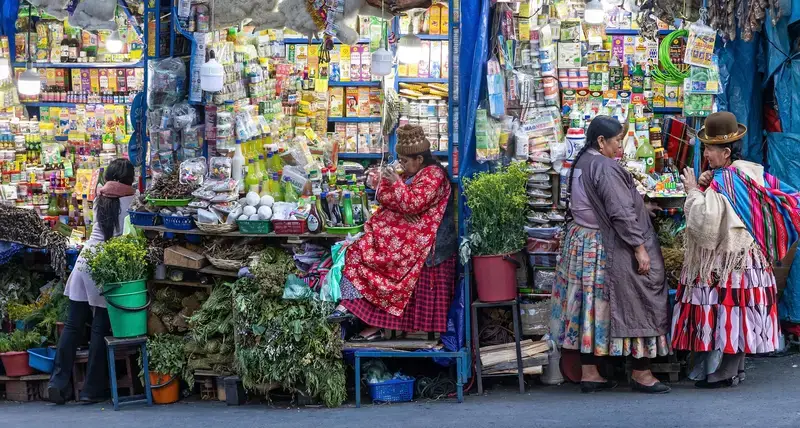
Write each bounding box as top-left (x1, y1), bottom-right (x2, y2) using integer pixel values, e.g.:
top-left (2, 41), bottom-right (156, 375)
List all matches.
top-left (3, 353), bottom-right (800, 428)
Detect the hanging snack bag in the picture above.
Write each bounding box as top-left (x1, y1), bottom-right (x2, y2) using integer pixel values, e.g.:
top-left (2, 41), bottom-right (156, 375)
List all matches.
top-left (683, 22), bottom-right (716, 69)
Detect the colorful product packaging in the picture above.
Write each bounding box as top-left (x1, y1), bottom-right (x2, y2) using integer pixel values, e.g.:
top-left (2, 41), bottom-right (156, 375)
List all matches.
top-left (329, 87), bottom-right (344, 117)
top-left (357, 88), bottom-right (370, 117)
top-left (345, 87), bottom-right (359, 117)
top-left (419, 41), bottom-right (430, 78)
top-left (357, 123), bottom-right (370, 153)
top-left (340, 45), bottom-right (351, 81)
top-left (431, 41), bottom-right (442, 79)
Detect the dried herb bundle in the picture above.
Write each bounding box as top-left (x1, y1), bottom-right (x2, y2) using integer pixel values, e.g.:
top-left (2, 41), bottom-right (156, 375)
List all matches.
top-left (0, 205), bottom-right (67, 275)
top-left (204, 238), bottom-right (263, 262)
top-left (146, 170), bottom-right (196, 200)
top-left (249, 247), bottom-right (297, 297)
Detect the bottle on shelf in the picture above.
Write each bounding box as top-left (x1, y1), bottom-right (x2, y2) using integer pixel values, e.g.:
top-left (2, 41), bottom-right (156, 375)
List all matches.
top-left (342, 193), bottom-right (354, 227)
top-left (245, 159), bottom-right (260, 193)
top-left (307, 196), bottom-right (322, 234)
top-left (631, 63), bottom-right (644, 94)
top-left (283, 177), bottom-right (299, 203)
top-left (636, 136), bottom-right (655, 174)
top-left (232, 140), bottom-right (246, 193)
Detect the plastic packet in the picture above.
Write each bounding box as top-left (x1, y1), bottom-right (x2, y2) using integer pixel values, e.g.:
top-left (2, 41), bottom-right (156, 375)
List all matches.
top-left (208, 157), bottom-right (232, 179)
top-left (147, 58), bottom-right (187, 108)
top-left (211, 178), bottom-right (238, 193)
top-left (211, 192), bottom-right (238, 203)
top-left (211, 201), bottom-right (239, 214)
top-left (683, 22), bottom-right (716, 69)
top-left (180, 157), bottom-right (207, 186)
top-left (171, 102), bottom-right (197, 130)
top-left (183, 124), bottom-right (204, 149)
top-left (189, 200), bottom-right (211, 209)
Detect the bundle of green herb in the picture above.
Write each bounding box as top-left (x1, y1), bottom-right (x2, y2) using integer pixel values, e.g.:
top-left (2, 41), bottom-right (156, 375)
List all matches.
top-left (144, 334), bottom-right (187, 377)
top-left (184, 283), bottom-right (235, 384)
top-left (0, 330), bottom-right (45, 352)
top-left (83, 235), bottom-right (150, 290)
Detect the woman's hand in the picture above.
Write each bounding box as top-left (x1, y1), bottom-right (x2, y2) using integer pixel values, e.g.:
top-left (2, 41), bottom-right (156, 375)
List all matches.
top-left (383, 168), bottom-right (402, 185)
top-left (681, 167), bottom-right (698, 192)
top-left (635, 245), bottom-right (650, 275)
top-left (697, 170), bottom-right (714, 188)
top-left (644, 201), bottom-right (660, 218)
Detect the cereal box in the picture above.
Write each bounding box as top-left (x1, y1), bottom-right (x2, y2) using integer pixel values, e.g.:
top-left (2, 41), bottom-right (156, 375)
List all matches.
top-left (418, 41), bottom-right (430, 78)
top-left (345, 87), bottom-right (359, 117)
top-left (357, 88), bottom-right (370, 117)
top-left (340, 45), bottom-right (351, 81)
top-left (357, 123), bottom-right (370, 153)
top-left (430, 42), bottom-right (442, 79)
top-left (350, 45), bottom-right (362, 82)
top-left (329, 87), bottom-right (344, 117)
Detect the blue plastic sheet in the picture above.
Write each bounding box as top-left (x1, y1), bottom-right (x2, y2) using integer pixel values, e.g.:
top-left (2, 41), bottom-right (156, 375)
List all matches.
top-left (458, 0), bottom-right (490, 180)
top-left (0, 241), bottom-right (24, 265)
top-left (440, 276), bottom-right (466, 353)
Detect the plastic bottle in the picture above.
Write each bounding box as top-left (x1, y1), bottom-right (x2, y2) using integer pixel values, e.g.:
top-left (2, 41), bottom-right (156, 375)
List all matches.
top-left (359, 185), bottom-right (371, 222)
top-left (82, 194), bottom-right (92, 226)
top-left (270, 172), bottom-right (284, 201)
top-left (635, 136), bottom-right (656, 173)
top-left (559, 161), bottom-right (572, 207)
top-left (245, 159), bottom-right (260, 193)
top-left (283, 176), bottom-right (299, 203)
top-left (232, 140), bottom-right (246, 193)
top-left (47, 193), bottom-right (59, 217)
top-left (265, 151), bottom-right (275, 174)
top-left (342, 193), bottom-right (354, 226)
top-left (307, 196), bottom-right (322, 234)
top-left (631, 63), bottom-right (644, 93)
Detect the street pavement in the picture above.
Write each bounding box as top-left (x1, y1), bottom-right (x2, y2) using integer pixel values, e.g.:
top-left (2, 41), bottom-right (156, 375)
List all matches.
top-left (3, 353), bottom-right (800, 428)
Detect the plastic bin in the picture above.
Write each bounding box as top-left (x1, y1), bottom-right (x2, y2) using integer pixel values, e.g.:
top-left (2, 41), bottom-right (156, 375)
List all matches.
top-left (161, 215), bottom-right (196, 230)
top-left (272, 219), bottom-right (308, 235)
top-left (128, 210), bottom-right (161, 227)
top-left (368, 378), bottom-right (415, 403)
top-left (27, 347), bottom-right (56, 373)
top-left (237, 220), bottom-right (273, 234)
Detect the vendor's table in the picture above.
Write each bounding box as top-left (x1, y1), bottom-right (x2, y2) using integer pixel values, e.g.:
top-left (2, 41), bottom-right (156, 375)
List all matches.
top-left (105, 336), bottom-right (153, 410)
top-left (471, 299), bottom-right (525, 394)
top-left (353, 349), bottom-right (466, 407)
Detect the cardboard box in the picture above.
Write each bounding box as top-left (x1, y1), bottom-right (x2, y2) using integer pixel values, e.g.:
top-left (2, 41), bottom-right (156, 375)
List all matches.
top-left (440, 5), bottom-right (449, 34)
top-left (369, 88), bottom-right (382, 117)
top-left (164, 246), bottom-right (208, 270)
top-left (329, 87), bottom-right (344, 117)
top-left (350, 45), bottom-right (362, 82)
top-left (430, 41), bottom-right (442, 79)
top-left (360, 47), bottom-right (371, 81)
top-left (357, 123), bottom-right (370, 153)
top-left (357, 88), bottom-right (370, 117)
top-left (55, 69), bottom-right (66, 90)
top-left (429, 5), bottom-right (441, 35)
top-left (329, 46), bottom-right (341, 81)
top-left (90, 69), bottom-right (100, 93)
top-left (308, 45), bottom-right (320, 79)
top-left (418, 41), bottom-right (430, 78)
top-left (345, 87), bottom-right (359, 117)
top-left (296, 45), bottom-right (308, 73)
top-left (340, 45), bottom-right (351, 81)
top-left (442, 41), bottom-right (449, 78)
top-left (345, 123), bottom-right (358, 152)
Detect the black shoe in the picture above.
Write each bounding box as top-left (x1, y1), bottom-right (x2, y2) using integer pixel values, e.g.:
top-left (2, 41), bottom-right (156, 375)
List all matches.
top-left (78, 394), bottom-right (109, 404)
top-left (48, 386), bottom-right (66, 405)
top-left (326, 309), bottom-right (354, 324)
top-left (631, 380), bottom-right (671, 394)
top-left (349, 329), bottom-right (385, 342)
top-left (695, 376), bottom-right (739, 389)
top-left (580, 380), bottom-right (618, 393)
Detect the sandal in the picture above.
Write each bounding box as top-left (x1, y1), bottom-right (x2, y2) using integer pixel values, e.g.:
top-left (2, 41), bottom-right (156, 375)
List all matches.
top-left (326, 309), bottom-right (354, 324)
top-left (350, 329), bottom-right (385, 342)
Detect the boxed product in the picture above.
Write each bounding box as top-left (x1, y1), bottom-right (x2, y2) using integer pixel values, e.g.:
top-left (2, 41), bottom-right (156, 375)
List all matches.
top-left (329, 46), bottom-right (341, 81)
top-left (308, 45), bottom-right (320, 79)
top-left (370, 122), bottom-right (382, 153)
top-left (665, 83), bottom-right (681, 108)
top-left (357, 88), bottom-right (370, 117)
top-left (340, 45), bottom-right (351, 81)
top-left (296, 45), bottom-right (309, 73)
top-left (369, 88), bottom-right (382, 117)
top-left (652, 81), bottom-right (666, 107)
top-left (360, 47), bottom-right (372, 81)
top-left (359, 16), bottom-right (371, 38)
top-left (90, 69), bottom-right (100, 93)
top-left (440, 5), bottom-right (449, 33)
top-left (345, 87), bottom-right (359, 117)
top-left (431, 42), bottom-right (442, 79)
top-left (329, 87), bottom-right (344, 117)
top-left (398, 61), bottom-right (409, 77)
top-left (357, 123), bottom-right (370, 153)
top-left (429, 4), bottom-right (442, 35)
top-left (346, 124), bottom-right (358, 152)
top-left (117, 69), bottom-right (128, 93)
top-left (442, 41), bottom-right (449, 78)
top-left (419, 41), bottom-right (430, 78)
top-left (55, 69), bottom-right (66, 90)
top-left (350, 45), bottom-right (362, 82)
top-left (71, 69), bottom-right (82, 92)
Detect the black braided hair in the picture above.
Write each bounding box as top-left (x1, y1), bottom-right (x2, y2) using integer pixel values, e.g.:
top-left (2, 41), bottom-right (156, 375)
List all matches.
top-left (564, 116), bottom-right (624, 222)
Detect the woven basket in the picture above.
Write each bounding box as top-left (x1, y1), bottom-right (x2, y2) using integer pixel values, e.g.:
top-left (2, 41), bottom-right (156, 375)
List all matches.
top-left (196, 222), bottom-right (238, 234)
top-left (205, 255), bottom-right (245, 271)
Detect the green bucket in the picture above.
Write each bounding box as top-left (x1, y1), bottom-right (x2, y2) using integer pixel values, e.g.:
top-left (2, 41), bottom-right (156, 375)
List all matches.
top-left (103, 280), bottom-right (150, 338)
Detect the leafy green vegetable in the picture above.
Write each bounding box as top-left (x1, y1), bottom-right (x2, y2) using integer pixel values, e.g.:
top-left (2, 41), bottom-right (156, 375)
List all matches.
top-left (83, 235), bottom-right (150, 290)
top-left (461, 161), bottom-right (529, 261)
top-left (144, 334), bottom-right (186, 377)
top-left (0, 330), bottom-right (45, 352)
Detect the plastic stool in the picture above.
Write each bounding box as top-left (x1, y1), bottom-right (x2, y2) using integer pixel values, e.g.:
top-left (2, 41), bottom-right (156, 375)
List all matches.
top-left (105, 336), bottom-right (153, 410)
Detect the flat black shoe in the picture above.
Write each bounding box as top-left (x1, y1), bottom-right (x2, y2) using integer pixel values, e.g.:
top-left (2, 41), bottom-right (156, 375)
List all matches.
top-left (326, 309), bottom-right (354, 324)
top-left (350, 329), bottom-right (385, 342)
top-left (695, 376), bottom-right (739, 389)
top-left (631, 380), bottom-right (671, 394)
top-left (78, 394), bottom-right (109, 404)
top-left (580, 380), bottom-right (618, 393)
top-left (48, 386), bottom-right (66, 405)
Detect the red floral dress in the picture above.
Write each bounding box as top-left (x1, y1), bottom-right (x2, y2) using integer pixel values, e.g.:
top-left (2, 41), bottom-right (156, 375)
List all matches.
top-left (342, 165), bottom-right (450, 316)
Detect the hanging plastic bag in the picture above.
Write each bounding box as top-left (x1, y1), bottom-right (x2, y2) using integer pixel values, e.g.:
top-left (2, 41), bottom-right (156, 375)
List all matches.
top-left (683, 22), bottom-right (716, 69)
top-left (320, 242), bottom-right (348, 302)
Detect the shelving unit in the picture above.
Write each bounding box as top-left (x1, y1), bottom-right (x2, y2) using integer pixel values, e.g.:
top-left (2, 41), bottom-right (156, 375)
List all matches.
top-left (12, 60), bottom-right (145, 69)
top-left (21, 101), bottom-right (133, 108)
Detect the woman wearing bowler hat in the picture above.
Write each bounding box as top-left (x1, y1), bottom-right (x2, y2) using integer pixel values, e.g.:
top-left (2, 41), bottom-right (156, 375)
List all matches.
top-left (673, 112), bottom-right (800, 388)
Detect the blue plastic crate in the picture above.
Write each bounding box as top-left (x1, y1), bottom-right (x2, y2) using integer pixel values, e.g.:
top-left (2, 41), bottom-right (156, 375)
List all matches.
top-left (368, 378), bottom-right (415, 403)
top-left (28, 347), bottom-right (56, 373)
top-left (161, 215), bottom-right (196, 230)
top-left (128, 210), bottom-right (161, 227)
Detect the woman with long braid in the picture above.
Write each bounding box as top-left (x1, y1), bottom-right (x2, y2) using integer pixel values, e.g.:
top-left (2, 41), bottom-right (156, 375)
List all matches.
top-left (550, 115), bottom-right (671, 394)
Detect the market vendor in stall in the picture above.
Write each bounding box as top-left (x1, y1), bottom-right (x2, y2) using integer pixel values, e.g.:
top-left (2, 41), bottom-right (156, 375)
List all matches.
top-left (550, 115), bottom-right (671, 394)
top-left (48, 159), bottom-right (136, 404)
top-left (326, 124), bottom-right (456, 341)
top-left (673, 112), bottom-right (800, 388)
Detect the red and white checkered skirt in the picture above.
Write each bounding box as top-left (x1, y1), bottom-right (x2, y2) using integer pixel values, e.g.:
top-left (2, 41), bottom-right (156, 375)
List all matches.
top-left (342, 257), bottom-right (456, 332)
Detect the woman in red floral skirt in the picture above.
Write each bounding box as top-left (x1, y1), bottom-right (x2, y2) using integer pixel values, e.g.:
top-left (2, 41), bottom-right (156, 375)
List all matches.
top-left (327, 125), bottom-right (457, 341)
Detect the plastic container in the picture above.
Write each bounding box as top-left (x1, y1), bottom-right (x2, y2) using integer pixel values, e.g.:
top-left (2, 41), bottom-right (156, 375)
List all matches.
top-left (473, 254), bottom-right (519, 302)
top-left (128, 210), bottom-right (161, 227)
top-left (237, 220), bottom-right (273, 234)
top-left (272, 219), bottom-right (308, 235)
top-left (0, 351), bottom-right (35, 377)
top-left (559, 161), bottom-right (572, 206)
top-left (150, 373), bottom-right (180, 404)
top-left (325, 225), bottom-right (364, 235)
top-left (103, 280), bottom-right (149, 338)
top-left (146, 197), bottom-right (192, 207)
top-left (161, 215), bottom-right (196, 230)
top-left (27, 347), bottom-right (56, 373)
top-left (368, 378), bottom-right (415, 403)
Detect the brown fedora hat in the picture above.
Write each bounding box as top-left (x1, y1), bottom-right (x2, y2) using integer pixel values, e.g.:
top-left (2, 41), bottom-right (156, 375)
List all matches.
top-left (697, 111), bottom-right (747, 145)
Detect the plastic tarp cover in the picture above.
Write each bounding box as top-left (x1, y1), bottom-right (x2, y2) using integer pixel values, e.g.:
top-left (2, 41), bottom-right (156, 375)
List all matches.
top-left (458, 0), bottom-right (490, 181)
top-left (440, 276), bottom-right (466, 353)
top-left (716, 31), bottom-right (764, 163)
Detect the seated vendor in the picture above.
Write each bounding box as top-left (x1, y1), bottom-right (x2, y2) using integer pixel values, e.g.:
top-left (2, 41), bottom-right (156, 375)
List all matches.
top-left (327, 125), bottom-right (457, 341)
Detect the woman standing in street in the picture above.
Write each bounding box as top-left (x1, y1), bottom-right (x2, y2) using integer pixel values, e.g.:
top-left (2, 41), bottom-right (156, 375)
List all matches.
top-left (48, 159), bottom-right (136, 404)
top-left (550, 115), bottom-right (671, 394)
top-left (673, 112), bottom-right (800, 387)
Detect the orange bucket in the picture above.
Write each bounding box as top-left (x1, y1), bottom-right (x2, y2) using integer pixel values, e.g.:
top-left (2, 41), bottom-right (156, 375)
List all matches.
top-left (149, 372), bottom-right (180, 404)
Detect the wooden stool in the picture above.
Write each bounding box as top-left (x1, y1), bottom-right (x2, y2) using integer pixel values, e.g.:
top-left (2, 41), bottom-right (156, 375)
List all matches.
top-left (470, 299), bottom-right (525, 395)
top-left (105, 336), bottom-right (153, 410)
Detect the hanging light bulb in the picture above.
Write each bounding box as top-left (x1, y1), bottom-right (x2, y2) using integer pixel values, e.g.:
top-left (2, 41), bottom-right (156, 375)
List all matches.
top-left (18, 68), bottom-right (41, 96)
top-left (397, 31), bottom-right (422, 65)
top-left (106, 30), bottom-right (124, 54)
top-left (0, 58), bottom-right (9, 80)
top-left (200, 50), bottom-right (224, 92)
top-left (371, 21), bottom-right (393, 76)
top-left (584, 0), bottom-right (605, 25)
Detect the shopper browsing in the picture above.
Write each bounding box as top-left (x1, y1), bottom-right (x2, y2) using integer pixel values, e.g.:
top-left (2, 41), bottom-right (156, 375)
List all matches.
top-left (48, 159), bottom-right (136, 404)
top-left (550, 115), bottom-right (671, 394)
top-left (327, 125), bottom-right (456, 341)
top-left (673, 112), bottom-right (800, 388)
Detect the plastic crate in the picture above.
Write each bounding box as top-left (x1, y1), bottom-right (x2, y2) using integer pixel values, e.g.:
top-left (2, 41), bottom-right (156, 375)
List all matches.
top-left (326, 225), bottom-right (364, 235)
top-left (272, 219), bottom-right (308, 235)
top-left (528, 252), bottom-right (558, 267)
top-left (146, 197), bottom-right (192, 207)
top-left (128, 210), bottom-right (161, 227)
top-left (161, 215), bottom-right (196, 230)
top-left (368, 378), bottom-right (415, 403)
top-left (27, 348), bottom-right (56, 373)
top-left (237, 220), bottom-right (273, 234)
